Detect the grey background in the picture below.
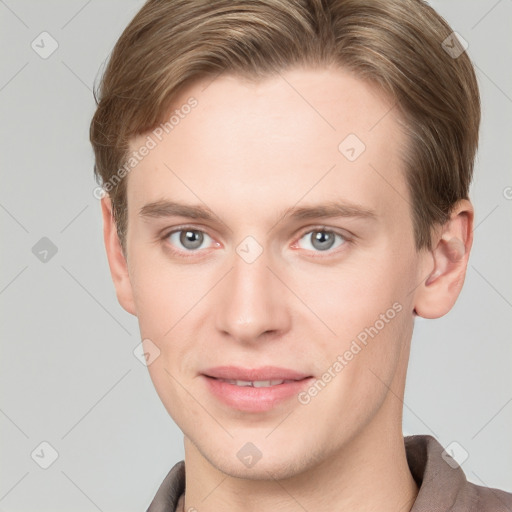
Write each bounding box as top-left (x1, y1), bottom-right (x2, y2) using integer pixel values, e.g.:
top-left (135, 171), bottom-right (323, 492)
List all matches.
top-left (0, 1), bottom-right (511, 510)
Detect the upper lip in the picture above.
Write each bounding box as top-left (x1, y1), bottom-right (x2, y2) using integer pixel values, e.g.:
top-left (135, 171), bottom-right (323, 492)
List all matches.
top-left (202, 366), bottom-right (311, 381)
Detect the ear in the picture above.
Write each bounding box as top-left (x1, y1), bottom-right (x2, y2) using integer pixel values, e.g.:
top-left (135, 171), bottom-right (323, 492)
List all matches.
top-left (101, 196), bottom-right (137, 316)
top-left (414, 199), bottom-right (474, 319)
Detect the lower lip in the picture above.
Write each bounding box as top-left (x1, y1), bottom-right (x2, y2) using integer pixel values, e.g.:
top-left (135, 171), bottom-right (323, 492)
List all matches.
top-left (202, 375), bottom-right (314, 412)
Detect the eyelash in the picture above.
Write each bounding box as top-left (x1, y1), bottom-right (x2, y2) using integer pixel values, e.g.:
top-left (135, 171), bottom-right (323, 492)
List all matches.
top-left (293, 226), bottom-right (350, 258)
top-left (160, 226), bottom-right (217, 259)
top-left (160, 225), bottom-right (352, 259)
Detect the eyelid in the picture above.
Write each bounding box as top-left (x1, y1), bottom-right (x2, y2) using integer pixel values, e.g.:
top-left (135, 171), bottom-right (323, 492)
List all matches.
top-left (295, 224), bottom-right (353, 238)
top-left (291, 225), bottom-right (354, 256)
top-left (160, 224), bottom-right (216, 242)
top-left (294, 225), bottom-right (354, 244)
top-left (160, 225), bottom-right (220, 257)
top-left (159, 224), bottom-right (354, 256)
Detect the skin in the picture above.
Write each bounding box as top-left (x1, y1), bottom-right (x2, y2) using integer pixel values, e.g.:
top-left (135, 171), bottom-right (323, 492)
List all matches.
top-left (102, 66), bottom-right (473, 511)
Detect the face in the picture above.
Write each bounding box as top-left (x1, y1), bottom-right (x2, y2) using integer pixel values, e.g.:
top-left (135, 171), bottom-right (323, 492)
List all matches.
top-left (117, 66), bottom-right (428, 479)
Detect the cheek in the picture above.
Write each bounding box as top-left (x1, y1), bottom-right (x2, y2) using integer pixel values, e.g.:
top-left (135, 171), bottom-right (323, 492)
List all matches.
top-left (127, 248), bottom-right (215, 383)
top-left (127, 245), bottom-right (199, 337)
top-left (293, 253), bottom-right (406, 337)
top-left (300, 296), bottom-right (409, 441)
top-left (292, 250), bottom-right (413, 396)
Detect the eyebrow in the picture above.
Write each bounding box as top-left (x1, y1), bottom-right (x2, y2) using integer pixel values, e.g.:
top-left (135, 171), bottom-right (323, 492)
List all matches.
top-left (139, 199), bottom-right (377, 223)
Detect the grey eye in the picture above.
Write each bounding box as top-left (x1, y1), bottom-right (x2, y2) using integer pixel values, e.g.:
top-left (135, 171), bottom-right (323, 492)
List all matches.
top-left (298, 230), bottom-right (345, 252)
top-left (169, 229), bottom-right (212, 251)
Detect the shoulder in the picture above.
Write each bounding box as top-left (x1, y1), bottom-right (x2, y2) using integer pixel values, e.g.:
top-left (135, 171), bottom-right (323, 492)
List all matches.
top-left (460, 481), bottom-right (512, 511)
top-left (404, 434), bottom-right (512, 511)
top-left (146, 460), bottom-right (185, 512)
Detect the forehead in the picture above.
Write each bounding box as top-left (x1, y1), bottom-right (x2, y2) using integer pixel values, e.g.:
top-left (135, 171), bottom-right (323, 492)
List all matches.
top-left (126, 66), bottom-right (410, 226)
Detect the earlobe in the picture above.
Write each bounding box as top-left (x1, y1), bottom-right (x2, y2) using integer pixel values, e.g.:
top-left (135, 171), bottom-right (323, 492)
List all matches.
top-left (414, 200), bottom-right (474, 319)
top-left (101, 196), bottom-right (137, 316)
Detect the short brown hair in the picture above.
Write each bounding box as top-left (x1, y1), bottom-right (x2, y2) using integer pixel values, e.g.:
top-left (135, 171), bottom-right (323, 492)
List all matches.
top-left (90, 0), bottom-right (480, 254)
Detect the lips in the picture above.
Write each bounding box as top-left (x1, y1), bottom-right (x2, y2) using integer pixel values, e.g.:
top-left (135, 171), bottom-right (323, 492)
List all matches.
top-left (202, 365), bottom-right (311, 382)
top-left (216, 378), bottom-right (296, 387)
top-left (201, 366), bottom-right (314, 412)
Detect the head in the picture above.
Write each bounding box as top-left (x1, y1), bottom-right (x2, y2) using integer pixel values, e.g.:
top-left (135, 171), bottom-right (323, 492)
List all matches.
top-left (90, 0), bottom-right (479, 479)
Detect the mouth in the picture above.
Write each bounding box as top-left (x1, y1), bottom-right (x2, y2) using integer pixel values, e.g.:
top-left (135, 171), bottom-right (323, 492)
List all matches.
top-left (201, 366), bottom-right (314, 412)
top-left (202, 365), bottom-right (312, 382)
top-left (210, 378), bottom-right (300, 387)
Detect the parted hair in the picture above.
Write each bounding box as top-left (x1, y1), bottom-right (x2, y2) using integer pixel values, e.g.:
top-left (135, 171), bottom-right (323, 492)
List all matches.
top-left (90, 0), bottom-right (480, 254)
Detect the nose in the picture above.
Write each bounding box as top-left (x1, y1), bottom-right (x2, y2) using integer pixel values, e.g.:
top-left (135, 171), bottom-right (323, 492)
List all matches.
top-left (214, 245), bottom-right (292, 344)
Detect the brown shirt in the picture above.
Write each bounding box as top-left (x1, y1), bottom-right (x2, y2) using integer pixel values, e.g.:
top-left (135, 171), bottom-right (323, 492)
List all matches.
top-left (146, 435), bottom-right (512, 511)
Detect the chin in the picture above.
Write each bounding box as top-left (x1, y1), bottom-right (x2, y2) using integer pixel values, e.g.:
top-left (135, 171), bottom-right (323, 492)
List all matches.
top-left (201, 442), bottom-right (324, 482)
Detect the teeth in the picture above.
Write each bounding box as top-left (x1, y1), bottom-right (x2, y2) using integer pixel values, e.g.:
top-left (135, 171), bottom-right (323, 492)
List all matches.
top-left (221, 379), bottom-right (290, 387)
top-left (253, 379), bottom-right (285, 387)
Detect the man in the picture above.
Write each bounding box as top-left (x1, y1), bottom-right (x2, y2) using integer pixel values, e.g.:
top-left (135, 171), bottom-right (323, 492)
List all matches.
top-left (90, 0), bottom-right (512, 510)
